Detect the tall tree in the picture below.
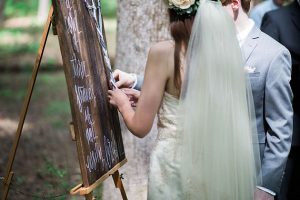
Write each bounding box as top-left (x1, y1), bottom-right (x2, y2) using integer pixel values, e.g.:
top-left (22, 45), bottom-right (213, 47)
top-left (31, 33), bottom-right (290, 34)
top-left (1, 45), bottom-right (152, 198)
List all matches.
top-left (103, 0), bottom-right (170, 199)
top-left (0, 0), bottom-right (5, 25)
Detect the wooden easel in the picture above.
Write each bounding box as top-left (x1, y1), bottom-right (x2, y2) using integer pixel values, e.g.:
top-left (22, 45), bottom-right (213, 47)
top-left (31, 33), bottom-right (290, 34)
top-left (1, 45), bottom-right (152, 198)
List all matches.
top-left (1, 6), bottom-right (127, 200)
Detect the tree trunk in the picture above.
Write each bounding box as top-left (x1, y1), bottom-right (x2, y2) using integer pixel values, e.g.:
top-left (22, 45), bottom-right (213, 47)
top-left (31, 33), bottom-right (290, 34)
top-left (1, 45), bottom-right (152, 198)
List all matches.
top-left (103, 1), bottom-right (170, 199)
top-left (38, 0), bottom-right (50, 23)
top-left (0, 0), bottom-right (5, 25)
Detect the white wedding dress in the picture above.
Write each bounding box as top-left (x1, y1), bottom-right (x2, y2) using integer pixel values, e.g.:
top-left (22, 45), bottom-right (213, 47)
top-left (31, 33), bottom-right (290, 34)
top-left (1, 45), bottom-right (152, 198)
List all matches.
top-left (147, 92), bottom-right (183, 200)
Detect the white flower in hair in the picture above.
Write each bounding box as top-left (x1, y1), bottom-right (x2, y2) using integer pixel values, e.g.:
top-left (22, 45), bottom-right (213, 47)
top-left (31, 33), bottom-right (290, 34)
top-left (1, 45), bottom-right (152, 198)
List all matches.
top-left (169, 0), bottom-right (196, 9)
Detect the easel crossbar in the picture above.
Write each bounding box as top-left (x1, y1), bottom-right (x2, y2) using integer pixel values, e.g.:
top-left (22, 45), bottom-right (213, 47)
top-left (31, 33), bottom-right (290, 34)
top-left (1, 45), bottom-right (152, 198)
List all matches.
top-left (70, 158), bottom-right (127, 195)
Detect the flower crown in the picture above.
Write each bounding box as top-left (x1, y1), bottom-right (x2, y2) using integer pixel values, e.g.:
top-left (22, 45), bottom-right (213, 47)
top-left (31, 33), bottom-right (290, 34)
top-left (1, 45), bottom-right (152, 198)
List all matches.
top-left (167, 0), bottom-right (200, 16)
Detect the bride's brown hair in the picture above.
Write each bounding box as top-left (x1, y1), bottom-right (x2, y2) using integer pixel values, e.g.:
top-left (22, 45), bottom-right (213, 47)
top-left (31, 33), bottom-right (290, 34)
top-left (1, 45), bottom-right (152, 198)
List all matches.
top-left (169, 9), bottom-right (195, 90)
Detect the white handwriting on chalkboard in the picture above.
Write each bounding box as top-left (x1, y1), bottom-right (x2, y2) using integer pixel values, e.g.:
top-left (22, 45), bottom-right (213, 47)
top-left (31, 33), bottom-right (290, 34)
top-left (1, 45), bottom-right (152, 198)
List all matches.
top-left (65, 1), bottom-right (81, 53)
top-left (66, 0), bottom-right (71, 9)
top-left (86, 144), bottom-right (106, 172)
top-left (85, 127), bottom-right (97, 144)
top-left (84, 107), bottom-right (94, 126)
top-left (95, 142), bottom-right (107, 171)
top-left (71, 57), bottom-right (88, 79)
top-left (75, 85), bottom-right (95, 112)
top-left (86, 148), bottom-right (100, 173)
top-left (109, 130), bottom-right (121, 159)
top-left (104, 135), bottom-right (115, 169)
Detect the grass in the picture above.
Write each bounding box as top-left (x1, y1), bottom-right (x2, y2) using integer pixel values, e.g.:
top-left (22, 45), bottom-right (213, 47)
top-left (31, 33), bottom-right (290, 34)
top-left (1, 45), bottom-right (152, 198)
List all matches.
top-left (35, 160), bottom-right (69, 200)
top-left (0, 74), bottom-right (28, 102)
top-left (0, 71), bottom-right (70, 117)
top-left (43, 100), bottom-right (71, 128)
top-left (36, 160), bottom-right (103, 200)
top-left (0, 88), bottom-right (26, 102)
top-left (0, 71), bottom-right (103, 199)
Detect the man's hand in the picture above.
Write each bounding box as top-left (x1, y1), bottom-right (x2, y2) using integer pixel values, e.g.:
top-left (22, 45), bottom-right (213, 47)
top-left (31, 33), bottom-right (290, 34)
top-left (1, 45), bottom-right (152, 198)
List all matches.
top-left (254, 188), bottom-right (275, 200)
top-left (113, 69), bottom-right (136, 88)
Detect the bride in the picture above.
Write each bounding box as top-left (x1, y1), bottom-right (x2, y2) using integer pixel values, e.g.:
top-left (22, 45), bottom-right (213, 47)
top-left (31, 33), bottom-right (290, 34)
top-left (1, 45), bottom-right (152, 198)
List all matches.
top-left (108, 0), bottom-right (261, 199)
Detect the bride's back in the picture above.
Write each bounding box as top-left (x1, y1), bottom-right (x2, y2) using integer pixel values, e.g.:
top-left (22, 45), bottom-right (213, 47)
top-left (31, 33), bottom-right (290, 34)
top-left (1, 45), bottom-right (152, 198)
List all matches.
top-left (150, 40), bottom-right (186, 99)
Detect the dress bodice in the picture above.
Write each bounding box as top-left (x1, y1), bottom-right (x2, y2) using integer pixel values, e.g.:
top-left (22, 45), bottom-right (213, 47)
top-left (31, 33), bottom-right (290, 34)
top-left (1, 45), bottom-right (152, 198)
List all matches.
top-left (157, 92), bottom-right (179, 140)
top-left (148, 92), bottom-right (183, 200)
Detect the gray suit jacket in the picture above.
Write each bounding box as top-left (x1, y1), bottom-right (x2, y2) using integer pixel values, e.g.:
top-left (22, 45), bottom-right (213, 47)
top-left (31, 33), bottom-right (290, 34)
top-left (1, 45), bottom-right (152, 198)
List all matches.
top-left (135, 26), bottom-right (293, 194)
top-left (242, 26), bottom-right (293, 194)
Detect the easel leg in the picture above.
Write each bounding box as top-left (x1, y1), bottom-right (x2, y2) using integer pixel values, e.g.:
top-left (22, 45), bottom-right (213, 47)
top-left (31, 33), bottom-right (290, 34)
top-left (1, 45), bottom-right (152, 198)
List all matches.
top-left (1, 6), bottom-right (53, 200)
top-left (112, 170), bottom-right (128, 200)
top-left (1, 172), bottom-right (13, 200)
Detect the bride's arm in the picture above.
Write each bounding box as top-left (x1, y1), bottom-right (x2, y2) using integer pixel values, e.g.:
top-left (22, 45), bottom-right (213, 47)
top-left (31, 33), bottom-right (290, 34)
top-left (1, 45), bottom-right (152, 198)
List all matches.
top-left (108, 43), bottom-right (171, 138)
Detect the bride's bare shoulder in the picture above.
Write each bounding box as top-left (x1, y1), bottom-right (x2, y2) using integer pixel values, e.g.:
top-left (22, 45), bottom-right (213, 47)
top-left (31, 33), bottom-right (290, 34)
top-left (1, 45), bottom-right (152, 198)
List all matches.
top-left (149, 40), bottom-right (174, 57)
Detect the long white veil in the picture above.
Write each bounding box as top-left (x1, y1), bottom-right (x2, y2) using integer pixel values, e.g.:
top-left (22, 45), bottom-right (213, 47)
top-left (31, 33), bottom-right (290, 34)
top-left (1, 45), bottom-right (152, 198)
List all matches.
top-left (178, 0), bottom-right (262, 199)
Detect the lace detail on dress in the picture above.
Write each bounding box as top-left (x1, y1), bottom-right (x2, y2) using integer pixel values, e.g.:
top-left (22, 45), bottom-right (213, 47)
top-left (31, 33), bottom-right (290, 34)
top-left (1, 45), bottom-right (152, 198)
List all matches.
top-left (147, 92), bottom-right (183, 200)
top-left (156, 92), bottom-right (179, 140)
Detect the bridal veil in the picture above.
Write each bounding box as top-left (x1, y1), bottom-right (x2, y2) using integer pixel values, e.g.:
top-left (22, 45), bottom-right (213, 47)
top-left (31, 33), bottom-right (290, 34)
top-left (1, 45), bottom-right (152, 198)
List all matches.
top-left (178, 0), bottom-right (262, 199)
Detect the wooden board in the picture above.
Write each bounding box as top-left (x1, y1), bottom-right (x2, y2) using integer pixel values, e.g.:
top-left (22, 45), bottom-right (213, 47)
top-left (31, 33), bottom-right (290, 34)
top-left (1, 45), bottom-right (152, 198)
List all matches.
top-left (52, 0), bottom-right (126, 188)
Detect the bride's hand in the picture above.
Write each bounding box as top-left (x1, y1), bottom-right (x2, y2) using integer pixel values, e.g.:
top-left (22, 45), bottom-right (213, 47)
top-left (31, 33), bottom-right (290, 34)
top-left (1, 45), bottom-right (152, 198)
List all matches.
top-left (122, 88), bottom-right (140, 107)
top-left (108, 88), bottom-right (131, 111)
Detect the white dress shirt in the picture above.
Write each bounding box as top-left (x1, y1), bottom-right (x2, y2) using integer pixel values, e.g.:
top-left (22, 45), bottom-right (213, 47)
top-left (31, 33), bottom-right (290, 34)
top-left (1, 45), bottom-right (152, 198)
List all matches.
top-left (237, 19), bottom-right (255, 47)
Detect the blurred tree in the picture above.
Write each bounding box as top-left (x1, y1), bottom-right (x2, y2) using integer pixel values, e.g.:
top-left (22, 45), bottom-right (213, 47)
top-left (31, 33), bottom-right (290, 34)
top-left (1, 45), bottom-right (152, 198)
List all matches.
top-left (37, 0), bottom-right (50, 22)
top-left (103, 1), bottom-right (170, 199)
top-left (0, 0), bottom-right (5, 25)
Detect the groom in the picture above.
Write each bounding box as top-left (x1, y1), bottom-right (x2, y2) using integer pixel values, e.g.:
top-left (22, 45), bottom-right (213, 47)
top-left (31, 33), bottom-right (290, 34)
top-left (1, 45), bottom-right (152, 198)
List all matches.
top-left (113, 0), bottom-right (293, 199)
top-left (222, 0), bottom-right (293, 199)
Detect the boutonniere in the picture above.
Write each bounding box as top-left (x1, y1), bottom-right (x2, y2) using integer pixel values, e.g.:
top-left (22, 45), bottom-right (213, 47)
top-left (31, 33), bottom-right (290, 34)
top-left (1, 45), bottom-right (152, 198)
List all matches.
top-left (244, 66), bottom-right (256, 73)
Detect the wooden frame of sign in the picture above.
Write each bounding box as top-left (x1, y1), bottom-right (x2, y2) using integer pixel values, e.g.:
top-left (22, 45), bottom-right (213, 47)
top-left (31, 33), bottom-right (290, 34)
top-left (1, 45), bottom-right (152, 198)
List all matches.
top-left (52, 0), bottom-right (127, 197)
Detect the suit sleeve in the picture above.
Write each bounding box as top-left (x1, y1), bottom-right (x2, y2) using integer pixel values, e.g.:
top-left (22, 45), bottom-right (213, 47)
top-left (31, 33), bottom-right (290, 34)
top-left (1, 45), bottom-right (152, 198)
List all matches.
top-left (261, 12), bottom-right (280, 41)
top-left (133, 75), bottom-right (144, 91)
top-left (262, 48), bottom-right (293, 193)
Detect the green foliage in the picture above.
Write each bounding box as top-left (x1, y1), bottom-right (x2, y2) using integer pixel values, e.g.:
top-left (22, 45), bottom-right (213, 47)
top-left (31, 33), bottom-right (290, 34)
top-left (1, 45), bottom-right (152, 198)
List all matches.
top-left (37, 160), bottom-right (69, 200)
top-left (15, 175), bottom-right (26, 185)
top-left (34, 73), bottom-right (71, 128)
top-left (40, 160), bottom-right (68, 179)
top-left (0, 87), bottom-right (26, 102)
top-left (0, 26), bottom-right (42, 37)
top-left (43, 100), bottom-right (71, 128)
top-left (3, 0), bottom-right (117, 18)
top-left (0, 42), bottom-right (39, 57)
top-left (44, 101), bottom-right (70, 116)
top-left (0, 27), bottom-right (41, 60)
top-left (102, 0), bottom-right (117, 18)
top-left (36, 160), bottom-right (103, 199)
top-left (4, 0), bottom-right (39, 18)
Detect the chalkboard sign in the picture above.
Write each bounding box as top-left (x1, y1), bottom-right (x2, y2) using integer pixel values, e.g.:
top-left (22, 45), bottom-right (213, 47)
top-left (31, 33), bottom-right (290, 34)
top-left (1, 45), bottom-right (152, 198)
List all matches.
top-left (52, 0), bottom-right (126, 191)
